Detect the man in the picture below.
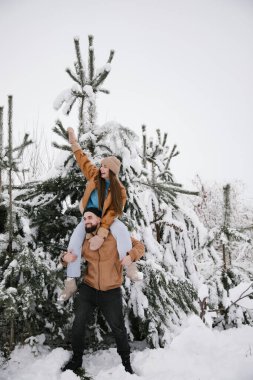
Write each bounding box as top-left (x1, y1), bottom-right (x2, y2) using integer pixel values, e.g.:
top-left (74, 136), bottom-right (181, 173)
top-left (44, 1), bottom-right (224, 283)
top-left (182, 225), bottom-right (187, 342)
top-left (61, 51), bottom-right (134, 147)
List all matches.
top-left (61, 207), bottom-right (145, 374)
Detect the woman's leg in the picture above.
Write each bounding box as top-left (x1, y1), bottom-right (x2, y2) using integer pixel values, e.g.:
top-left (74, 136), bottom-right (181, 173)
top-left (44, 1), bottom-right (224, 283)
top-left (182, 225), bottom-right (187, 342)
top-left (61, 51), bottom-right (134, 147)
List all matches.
top-left (67, 219), bottom-right (86, 278)
top-left (110, 219), bottom-right (132, 260)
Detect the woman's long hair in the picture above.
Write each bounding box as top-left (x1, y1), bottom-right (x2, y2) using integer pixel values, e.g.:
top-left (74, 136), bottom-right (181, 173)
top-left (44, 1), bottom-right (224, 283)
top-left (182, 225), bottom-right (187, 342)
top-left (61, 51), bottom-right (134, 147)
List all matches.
top-left (96, 170), bottom-right (123, 215)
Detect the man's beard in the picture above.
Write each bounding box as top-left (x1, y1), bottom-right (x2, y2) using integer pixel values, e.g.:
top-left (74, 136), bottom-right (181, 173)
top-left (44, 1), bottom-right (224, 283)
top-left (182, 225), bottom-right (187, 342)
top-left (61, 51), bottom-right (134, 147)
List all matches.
top-left (85, 225), bottom-right (97, 233)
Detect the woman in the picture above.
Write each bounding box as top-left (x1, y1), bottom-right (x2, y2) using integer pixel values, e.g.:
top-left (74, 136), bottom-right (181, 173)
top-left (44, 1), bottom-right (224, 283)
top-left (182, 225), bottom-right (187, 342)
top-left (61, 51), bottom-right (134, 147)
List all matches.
top-left (59, 128), bottom-right (142, 301)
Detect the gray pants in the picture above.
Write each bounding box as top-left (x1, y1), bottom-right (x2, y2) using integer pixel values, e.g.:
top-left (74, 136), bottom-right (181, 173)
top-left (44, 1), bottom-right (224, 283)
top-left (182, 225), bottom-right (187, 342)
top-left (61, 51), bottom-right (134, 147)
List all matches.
top-left (67, 219), bottom-right (132, 277)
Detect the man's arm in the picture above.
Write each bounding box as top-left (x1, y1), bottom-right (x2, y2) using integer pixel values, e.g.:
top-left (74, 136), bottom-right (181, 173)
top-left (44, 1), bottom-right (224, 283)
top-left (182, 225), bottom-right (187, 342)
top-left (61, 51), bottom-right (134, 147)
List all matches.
top-left (59, 251), bottom-right (77, 267)
top-left (127, 237), bottom-right (145, 262)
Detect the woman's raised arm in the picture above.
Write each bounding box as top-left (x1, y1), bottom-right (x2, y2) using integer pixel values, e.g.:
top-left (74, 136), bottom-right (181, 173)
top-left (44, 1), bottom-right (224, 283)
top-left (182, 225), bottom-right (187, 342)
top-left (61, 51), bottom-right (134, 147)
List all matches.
top-left (67, 127), bottom-right (98, 180)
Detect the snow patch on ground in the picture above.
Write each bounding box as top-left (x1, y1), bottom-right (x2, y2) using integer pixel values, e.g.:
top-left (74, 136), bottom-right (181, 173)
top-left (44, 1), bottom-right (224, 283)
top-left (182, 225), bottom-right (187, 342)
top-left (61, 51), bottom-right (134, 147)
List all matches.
top-left (1, 316), bottom-right (253, 380)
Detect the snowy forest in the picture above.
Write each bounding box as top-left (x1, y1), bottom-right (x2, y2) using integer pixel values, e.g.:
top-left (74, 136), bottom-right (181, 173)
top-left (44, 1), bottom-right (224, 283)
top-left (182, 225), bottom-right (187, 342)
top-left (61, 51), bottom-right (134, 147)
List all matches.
top-left (1, 36), bottom-right (253, 380)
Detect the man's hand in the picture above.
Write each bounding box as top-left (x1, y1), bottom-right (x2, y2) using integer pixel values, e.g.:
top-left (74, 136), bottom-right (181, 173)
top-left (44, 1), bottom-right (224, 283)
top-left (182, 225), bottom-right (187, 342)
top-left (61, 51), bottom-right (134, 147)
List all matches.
top-left (67, 127), bottom-right (77, 144)
top-left (121, 255), bottom-right (132, 267)
top-left (62, 251), bottom-right (77, 263)
top-left (89, 235), bottom-right (104, 250)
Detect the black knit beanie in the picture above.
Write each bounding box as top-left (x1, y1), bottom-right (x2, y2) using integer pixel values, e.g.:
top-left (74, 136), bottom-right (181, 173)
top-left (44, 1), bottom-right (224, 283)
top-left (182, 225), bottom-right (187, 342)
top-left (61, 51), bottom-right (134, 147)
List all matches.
top-left (83, 207), bottom-right (102, 218)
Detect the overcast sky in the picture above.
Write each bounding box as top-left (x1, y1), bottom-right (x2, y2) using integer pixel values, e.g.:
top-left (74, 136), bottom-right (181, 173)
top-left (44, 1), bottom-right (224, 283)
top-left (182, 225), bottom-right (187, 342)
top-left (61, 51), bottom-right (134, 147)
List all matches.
top-left (1, 0), bottom-right (253, 201)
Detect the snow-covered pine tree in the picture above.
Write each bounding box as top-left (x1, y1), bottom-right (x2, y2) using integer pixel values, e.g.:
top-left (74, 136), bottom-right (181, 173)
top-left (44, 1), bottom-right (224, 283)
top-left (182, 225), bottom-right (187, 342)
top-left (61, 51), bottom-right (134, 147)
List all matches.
top-left (14, 36), bottom-right (117, 349)
top-left (0, 97), bottom-right (67, 355)
top-left (15, 35), bottom-right (113, 252)
top-left (115, 125), bottom-right (201, 347)
top-left (192, 177), bottom-right (253, 329)
top-left (17, 35), bottom-right (202, 351)
top-left (0, 96), bottom-right (26, 248)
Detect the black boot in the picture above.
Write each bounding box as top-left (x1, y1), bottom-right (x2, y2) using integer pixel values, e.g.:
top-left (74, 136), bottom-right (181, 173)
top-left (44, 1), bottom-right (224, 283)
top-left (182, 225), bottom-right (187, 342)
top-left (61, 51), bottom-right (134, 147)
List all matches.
top-left (120, 352), bottom-right (134, 374)
top-left (61, 354), bottom-right (82, 372)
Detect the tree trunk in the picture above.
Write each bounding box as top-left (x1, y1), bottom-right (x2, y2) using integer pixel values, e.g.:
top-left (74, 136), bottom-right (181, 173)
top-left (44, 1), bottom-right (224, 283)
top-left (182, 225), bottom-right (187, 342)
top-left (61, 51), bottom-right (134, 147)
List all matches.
top-left (9, 318), bottom-right (15, 352)
top-left (0, 106), bottom-right (3, 201)
top-left (142, 125), bottom-right (147, 168)
top-left (222, 184), bottom-right (232, 270)
top-left (8, 96), bottom-right (13, 255)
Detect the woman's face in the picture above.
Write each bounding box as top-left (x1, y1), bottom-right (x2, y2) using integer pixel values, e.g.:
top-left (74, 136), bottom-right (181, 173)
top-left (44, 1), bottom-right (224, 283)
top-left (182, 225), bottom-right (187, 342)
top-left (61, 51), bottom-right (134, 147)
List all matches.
top-left (100, 164), bottom-right (110, 179)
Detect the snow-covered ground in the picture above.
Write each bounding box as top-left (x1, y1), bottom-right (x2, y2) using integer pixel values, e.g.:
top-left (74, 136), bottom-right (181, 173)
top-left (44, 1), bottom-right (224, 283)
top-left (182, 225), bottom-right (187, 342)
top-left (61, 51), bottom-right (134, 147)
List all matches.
top-left (1, 316), bottom-right (253, 380)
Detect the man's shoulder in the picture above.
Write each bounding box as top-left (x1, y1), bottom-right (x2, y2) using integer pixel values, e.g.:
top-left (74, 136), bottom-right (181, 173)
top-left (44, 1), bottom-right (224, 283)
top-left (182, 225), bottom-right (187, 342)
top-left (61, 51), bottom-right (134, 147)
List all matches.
top-left (105, 231), bottom-right (116, 242)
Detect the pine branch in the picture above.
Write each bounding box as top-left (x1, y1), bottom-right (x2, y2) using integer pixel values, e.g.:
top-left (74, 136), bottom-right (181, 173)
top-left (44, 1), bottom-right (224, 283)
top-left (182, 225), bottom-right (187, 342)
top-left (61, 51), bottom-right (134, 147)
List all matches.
top-left (156, 186), bottom-right (177, 203)
top-left (6, 140), bottom-right (33, 157)
top-left (52, 120), bottom-right (68, 140)
top-left (132, 196), bottom-right (148, 226)
top-left (176, 189), bottom-right (199, 196)
top-left (157, 170), bottom-right (173, 179)
top-left (95, 144), bottom-right (113, 154)
top-left (165, 222), bottom-right (184, 232)
top-left (156, 129), bottom-right (161, 145)
top-left (15, 180), bottom-right (40, 189)
top-left (171, 187), bottom-right (199, 196)
top-left (145, 156), bottom-right (161, 167)
top-left (74, 37), bottom-right (86, 87)
top-left (14, 170), bottom-right (28, 184)
top-left (229, 283), bottom-right (253, 308)
top-left (74, 61), bottom-right (80, 77)
top-left (71, 90), bottom-right (83, 98)
top-left (212, 284), bottom-right (253, 320)
top-left (98, 89), bottom-right (110, 94)
top-left (162, 133), bottom-right (168, 147)
top-left (150, 215), bottom-right (165, 224)
top-left (0, 155), bottom-right (9, 169)
top-left (145, 155), bottom-right (172, 176)
top-left (154, 184), bottom-right (177, 204)
top-left (158, 181), bottom-right (183, 187)
top-left (165, 144), bottom-right (178, 169)
top-left (135, 179), bottom-right (199, 196)
top-left (108, 49), bottom-right (115, 64)
top-left (150, 144), bottom-right (162, 159)
top-left (88, 35), bottom-right (95, 81)
top-left (64, 154), bottom-right (74, 167)
top-left (11, 162), bottom-right (20, 172)
top-left (64, 96), bottom-right (78, 116)
top-left (52, 142), bottom-right (71, 151)
top-left (16, 134), bottom-right (33, 158)
top-left (65, 67), bottom-right (81, 85)
top-left (238, 225), bottom-right (253, 232)
top-left (92, 50), bottom-right (115, 87)
top-left (79, 97), bottom-right (85, 135)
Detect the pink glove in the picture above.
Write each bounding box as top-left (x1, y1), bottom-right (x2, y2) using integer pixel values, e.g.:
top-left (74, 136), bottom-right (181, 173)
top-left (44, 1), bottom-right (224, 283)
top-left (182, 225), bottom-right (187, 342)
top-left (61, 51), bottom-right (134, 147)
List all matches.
top-left (89, 235), bottom-right (104, 250)
top-left (67, 127), bottom-right (77, 144)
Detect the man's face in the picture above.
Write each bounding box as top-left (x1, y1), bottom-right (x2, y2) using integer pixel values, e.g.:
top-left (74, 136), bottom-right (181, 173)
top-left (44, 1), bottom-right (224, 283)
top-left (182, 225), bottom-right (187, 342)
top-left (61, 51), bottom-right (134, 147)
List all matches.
top-left (83, 211), bottom-right (100, 233)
